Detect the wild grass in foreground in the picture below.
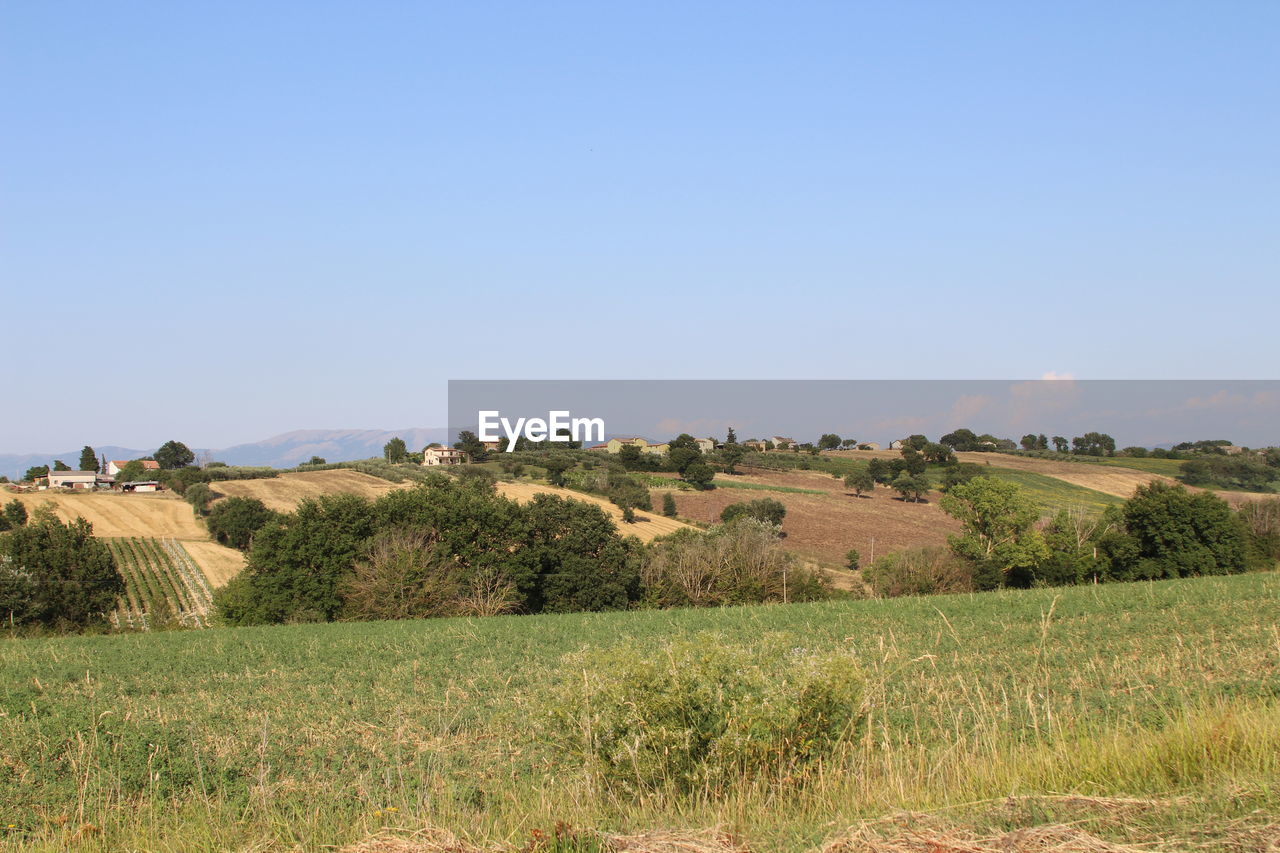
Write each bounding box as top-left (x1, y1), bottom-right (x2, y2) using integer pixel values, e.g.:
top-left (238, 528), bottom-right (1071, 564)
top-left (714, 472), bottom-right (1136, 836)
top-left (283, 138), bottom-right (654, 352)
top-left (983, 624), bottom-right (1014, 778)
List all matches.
top-left (1, 573), bottom-right (1278, 851)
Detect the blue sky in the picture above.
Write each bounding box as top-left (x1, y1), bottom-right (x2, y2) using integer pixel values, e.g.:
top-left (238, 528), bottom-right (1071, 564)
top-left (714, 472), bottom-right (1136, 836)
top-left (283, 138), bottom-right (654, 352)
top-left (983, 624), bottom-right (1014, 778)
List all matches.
top-left (3, 2), bottom-right (1277, 453)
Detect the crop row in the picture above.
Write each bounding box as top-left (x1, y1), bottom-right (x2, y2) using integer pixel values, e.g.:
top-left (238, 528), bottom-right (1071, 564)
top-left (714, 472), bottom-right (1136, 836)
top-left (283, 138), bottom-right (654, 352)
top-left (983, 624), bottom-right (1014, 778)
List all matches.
top-left (106, 538), bottom-right (214, 629)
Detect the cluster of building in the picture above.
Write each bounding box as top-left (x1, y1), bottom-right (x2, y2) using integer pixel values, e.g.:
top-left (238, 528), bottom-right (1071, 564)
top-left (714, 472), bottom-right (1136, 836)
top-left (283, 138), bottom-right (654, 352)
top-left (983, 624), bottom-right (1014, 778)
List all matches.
top-left (40, 459), bottom-right (162, 492)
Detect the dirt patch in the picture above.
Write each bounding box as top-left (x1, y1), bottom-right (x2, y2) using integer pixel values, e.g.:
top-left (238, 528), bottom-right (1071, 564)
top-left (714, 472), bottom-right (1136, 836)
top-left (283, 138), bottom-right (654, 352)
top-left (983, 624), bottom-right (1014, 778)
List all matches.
top-left (665, 468), bottom-right (959, 566)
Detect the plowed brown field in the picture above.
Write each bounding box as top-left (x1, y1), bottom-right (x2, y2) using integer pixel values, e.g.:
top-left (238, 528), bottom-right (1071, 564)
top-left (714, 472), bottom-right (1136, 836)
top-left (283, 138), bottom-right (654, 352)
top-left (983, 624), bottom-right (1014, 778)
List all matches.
top-left (662, 468), bottom-right (961, 565)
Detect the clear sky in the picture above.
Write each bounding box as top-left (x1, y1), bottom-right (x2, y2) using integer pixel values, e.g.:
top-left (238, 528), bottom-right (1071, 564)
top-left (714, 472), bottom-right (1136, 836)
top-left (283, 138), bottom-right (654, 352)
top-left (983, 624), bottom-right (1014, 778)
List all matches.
top-left (3, 2), bottom-right (1277, 453)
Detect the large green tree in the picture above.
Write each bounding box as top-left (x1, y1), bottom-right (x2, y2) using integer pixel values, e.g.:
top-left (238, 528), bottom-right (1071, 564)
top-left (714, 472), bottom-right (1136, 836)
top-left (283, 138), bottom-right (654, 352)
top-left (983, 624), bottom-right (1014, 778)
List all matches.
top-left (0, 511), bottom-right (124, 630)
top-left (155, 440), bottom-right (195, 469)
top-left (1104, 482), bottom-right (1250, 579)
top-left (206, 497), bottom-right (280, 550)
top-left (940, 477), bottom-right (1049, 589)
top-left (79, 446), bottom-right (97, 472)
top-left (383, 436), bottom-right (409, 463)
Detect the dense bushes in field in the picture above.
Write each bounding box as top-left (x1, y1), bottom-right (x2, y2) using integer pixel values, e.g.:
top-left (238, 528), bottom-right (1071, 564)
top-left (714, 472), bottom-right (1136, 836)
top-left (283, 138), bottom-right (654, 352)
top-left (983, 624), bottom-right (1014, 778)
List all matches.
top-left (864, 547), bottom-right (974, 597)
top-left (550, 635), bottom-right (862, 793)
top-left (0, 509), bottom-right (124, 632)
top-left (917, 477), bottom-right (1268, 596)
top-left (214, 474), bottom-right (823, 625)
top-left (641, 518), bottom-right (829, 607)
top-left (1180, 455), bottom-right (1277, 492)
top-left (215, 475), bottom-right (651, 624)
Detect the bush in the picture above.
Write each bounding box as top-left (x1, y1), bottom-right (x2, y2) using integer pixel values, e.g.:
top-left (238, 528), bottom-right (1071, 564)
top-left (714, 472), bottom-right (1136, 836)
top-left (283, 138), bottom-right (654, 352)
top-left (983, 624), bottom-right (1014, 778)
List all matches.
top-left (184, 482), bottom-right (214, 516)
top-left (720, 497), bottom-right (785, 526)
top-left (661, 492), bottom-right (677, 517)
top-left (1237, 498), bottom-right (1280, 565)
top-left (641, 518), bottom-right (829, 607)
top-left (863, 547), bottom-right (975, 598)
top-left (0, 511), bottom-right (124, 631)
top-left (549, 635), bottom-right (862, 794)
top-left (206, 497), bottom-right (278, 551)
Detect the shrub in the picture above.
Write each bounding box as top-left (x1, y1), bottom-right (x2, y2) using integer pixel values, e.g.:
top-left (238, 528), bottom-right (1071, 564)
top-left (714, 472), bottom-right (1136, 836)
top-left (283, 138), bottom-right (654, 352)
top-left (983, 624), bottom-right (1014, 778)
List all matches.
top-left (642, 518), bottom-right (829, 607)
top-left (1238, 498), bottom-right (1280, 564)
top-left (863, 547), bottom-right (975, 598)
top-left (661, 492), bottom-right (677, 517)
top-left (184, 482), bottom-right (214, 516)
top-left (549, 635), bottom-right (863, 794)
top-left (206, 497), bottom-right (278, 551)
top-left (719, 497), bottom-right (785, 526)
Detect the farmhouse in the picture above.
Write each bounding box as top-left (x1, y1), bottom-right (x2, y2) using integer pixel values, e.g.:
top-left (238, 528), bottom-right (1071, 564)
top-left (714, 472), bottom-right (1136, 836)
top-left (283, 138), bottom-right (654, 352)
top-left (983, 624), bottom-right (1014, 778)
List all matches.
top-left (422, 446), bottom-right (468, 466)
top-left (47, 470), bottom-right (113, 489)
top-left (120, 480), bottom-right (160, 493)
top-left (889, 439), bottom-right (906, 450)
top-left (743, 440), bottom-right (768, 451)
top-left (694, 437), bottom-right (717, 453)
top-left (108, 459), bottom-right (160, 477)
top-left (771, 436), bottom-right (795, 449)
top-left (604, 437), bottom-right (670, 456)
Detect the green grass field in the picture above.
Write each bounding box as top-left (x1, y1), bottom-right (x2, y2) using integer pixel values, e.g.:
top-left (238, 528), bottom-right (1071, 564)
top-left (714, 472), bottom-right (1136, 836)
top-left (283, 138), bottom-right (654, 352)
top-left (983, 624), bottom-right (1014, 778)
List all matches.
top-left (3, 573), bottom-right (1278, 852)
top-left (1063, 455), bottom-right (1188, 477)
top-left (928, 467), bottom-right (1123, 513)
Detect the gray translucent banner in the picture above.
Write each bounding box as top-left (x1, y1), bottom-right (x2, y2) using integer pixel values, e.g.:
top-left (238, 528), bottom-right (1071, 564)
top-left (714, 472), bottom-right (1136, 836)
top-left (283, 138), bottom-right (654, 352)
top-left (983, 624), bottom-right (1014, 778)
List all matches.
top-left (447, 380), bottom-right (1280, 450)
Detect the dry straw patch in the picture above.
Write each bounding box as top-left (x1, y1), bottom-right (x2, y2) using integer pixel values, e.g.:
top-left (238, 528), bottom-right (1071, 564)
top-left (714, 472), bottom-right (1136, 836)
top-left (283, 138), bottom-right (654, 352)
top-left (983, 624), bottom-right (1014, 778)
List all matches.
top-left (341, 827), bottom-right (747, 853)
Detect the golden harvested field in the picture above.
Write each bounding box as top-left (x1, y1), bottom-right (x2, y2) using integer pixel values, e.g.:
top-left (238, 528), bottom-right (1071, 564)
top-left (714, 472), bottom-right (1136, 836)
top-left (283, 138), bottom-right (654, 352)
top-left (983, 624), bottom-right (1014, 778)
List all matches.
top-left (1, 487), bottom-right (246, 587)
top-left (1, 488), bottom-right (207, 538)
top-left (663, 468), bottom-right (960, 565)
top-left (497, 480), bottom-right (692, 541)
top-left (210, 469), bottom-right (407, 512)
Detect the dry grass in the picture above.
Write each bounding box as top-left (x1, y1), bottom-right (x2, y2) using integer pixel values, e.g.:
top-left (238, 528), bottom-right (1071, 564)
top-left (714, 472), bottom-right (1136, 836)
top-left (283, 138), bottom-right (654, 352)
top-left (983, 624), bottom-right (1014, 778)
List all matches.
top-left (1, 488), bottom-right (207, 538)
top-left (179, 539), bottom-right (247, 587)
top-left (949, 453), bottom-right (1171, 499)
top-left (209, 469), bottom-right (408, 512)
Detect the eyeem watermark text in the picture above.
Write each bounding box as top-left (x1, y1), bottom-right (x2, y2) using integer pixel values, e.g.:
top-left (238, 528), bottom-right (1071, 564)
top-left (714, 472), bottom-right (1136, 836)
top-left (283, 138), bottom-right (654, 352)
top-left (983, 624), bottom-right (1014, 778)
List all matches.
top-left (477, 411), bottom-right (605, 451)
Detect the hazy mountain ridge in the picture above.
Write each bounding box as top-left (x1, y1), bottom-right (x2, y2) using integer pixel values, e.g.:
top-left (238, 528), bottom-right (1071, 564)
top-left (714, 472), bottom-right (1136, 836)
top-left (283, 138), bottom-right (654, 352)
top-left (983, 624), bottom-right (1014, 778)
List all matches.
top-left (0, 428), bottom-right (451, 478)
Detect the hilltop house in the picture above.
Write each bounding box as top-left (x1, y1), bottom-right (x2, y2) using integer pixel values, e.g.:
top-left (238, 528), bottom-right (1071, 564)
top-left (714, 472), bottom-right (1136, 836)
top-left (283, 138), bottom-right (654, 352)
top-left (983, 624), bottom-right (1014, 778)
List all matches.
top-left (422, 446), bottom-right (468, 466)
top-left (771, 436), bottom-right (795, 449)
top-left (603, 437), bottom-right (670, 455)
top-left (694, 437), bottom-right (718, 453)
top-left (107, 459), bottom-right (160, 477)
top-left (743, 439), bottom-right (768, 451)
top-left (47, 470), bottom-right (113, 489)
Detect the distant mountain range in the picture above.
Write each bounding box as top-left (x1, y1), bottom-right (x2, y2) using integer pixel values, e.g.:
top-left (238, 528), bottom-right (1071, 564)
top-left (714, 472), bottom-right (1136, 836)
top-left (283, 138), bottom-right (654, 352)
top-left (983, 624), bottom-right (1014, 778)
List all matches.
top-left (0, 428), bottom-right (451, 479)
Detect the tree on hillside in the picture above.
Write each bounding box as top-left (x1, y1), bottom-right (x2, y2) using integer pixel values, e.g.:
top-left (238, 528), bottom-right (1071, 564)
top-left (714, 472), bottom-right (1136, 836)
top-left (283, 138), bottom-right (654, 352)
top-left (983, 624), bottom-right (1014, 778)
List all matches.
top-left (1102, 482), bottom-right (1250, 580)
top-left (0, 511), bottom-right (124, 631)
top-left (1036, 434), bottom-right (1049, 451)
top-left (52, 460), bottom-right (71, 472)
top-left (662, 492), bottom-right (678, 517)
top-left (720, 442), bottom-right (745, 475)
top-left (23, 465), bottom-right (49, 482)
top-left (1020, 434), bottom-right (1038, 451)
top-left (844, 468), bottom-right (875, 497)
top-left (867, 458), bottom-right (892, 485)
top-left (1072, 432), bottom-right (1116, 457)
top-left (923, 442), bottom-right (955, 466)
top-left (1052, 436), bottom-right (1069, 453)
top-left (904, 435), bottom-right (930, 451)
top-left (891, 472), bottom-right (930, 503)
top-left (453, 430), bottom-right (488, 461)
top-left (79, 446), bottom-right (97, 472)
top-left (4, 500), bottom-right (28, 528)
top-left (940, 476), bottom-right (1049, 589)
top-left (668, 435), bottom-right (703, 476)
top-left (725, 427), bottom-right (737, 445)
top-left (940, 429), bottom-right (980, 451)
top-left (383, 436), bottom-right (409, 463)
top-left (818, 433), bottom-right (842, 451)
top-left (307, 456), bottom-right (326, 465)
top-left (207, 497), bottom-right (280, 551)
top-left (155, 440), bottom-right (195, 469)
top-left (682, 461), bottom-right (715, 490)
top-left (541, 455), bottom-right (574, 487)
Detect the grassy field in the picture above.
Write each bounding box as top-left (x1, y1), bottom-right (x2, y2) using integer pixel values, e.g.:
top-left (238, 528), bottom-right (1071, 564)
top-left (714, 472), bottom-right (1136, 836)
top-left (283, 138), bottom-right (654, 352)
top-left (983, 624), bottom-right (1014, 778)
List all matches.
top-left (2, 572), bottom-right (1278, 852)
top-left (957, 467), bottom-right (1125, 513)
